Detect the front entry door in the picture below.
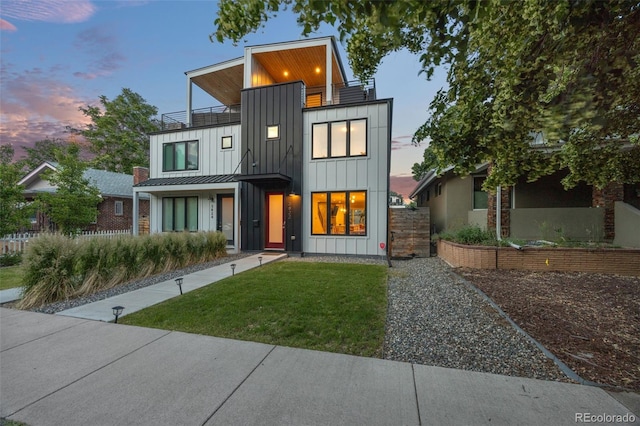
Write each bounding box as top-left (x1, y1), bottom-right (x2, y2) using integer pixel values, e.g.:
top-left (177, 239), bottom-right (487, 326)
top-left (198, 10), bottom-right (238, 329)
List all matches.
top-left (217, 194), bottom-right (234, 245)
top-left (265, 192), bottom-right (285, 249)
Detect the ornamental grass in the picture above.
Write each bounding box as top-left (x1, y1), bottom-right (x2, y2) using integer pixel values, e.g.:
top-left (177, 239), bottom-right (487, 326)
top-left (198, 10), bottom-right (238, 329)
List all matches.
top-left (17, 231), bottom-right (227, 309)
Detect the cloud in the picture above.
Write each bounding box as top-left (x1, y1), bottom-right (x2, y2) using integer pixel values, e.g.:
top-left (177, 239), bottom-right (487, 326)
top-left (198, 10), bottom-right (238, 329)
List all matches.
top-left (0, 19), bottom-right (17, 32)
top-left (391, 135), bottom-right (415, 151)
top-left (73, 25), bottom-right (126, 79)
top-left (0, 63), bottom-right (92, 151)
top-left (0, 0), bottom-right (96, 24)
top-left (390, 175), bottom-right (420, 200)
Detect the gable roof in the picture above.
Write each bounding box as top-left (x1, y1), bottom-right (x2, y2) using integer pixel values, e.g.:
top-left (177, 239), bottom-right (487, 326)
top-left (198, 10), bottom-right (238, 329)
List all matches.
top-left (19, 161), bottom-right (147, 199)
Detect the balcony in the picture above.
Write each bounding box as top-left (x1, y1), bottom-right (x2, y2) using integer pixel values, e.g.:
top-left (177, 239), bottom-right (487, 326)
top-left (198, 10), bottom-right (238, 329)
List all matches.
top-left (159, 79), bottom-right (376, 131)
top-left (161, 105), bottom-right (241, 131)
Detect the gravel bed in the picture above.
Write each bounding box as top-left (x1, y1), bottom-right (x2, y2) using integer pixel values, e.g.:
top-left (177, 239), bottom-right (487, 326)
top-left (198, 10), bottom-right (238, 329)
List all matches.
top-left (31, 253), bottom-right (251, 314)
top-left (384, 256), bottom-right (571, 382)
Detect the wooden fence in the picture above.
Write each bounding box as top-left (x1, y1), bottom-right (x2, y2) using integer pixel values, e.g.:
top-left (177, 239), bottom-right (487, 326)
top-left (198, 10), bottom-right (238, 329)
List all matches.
top-left (1, 230), bottom-right (132, 255)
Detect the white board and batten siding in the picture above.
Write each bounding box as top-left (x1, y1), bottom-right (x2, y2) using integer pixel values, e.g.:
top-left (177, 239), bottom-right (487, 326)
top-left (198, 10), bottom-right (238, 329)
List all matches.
top-left (302, 102), bottom-right (391, 256)
top-left (149, 124), bottom-right (241, 179)
top-left (147, 125), bottom-right (241, 238)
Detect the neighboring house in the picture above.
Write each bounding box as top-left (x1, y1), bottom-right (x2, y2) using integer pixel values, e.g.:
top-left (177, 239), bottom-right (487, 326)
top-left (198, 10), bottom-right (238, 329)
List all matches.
top-left (19, 162), bottom-right (150, 233)
top-left (409, 165), bottom-right (640, 247)
top-left (133, 36), bottom-right (393, 255)
top-left (389, 195), bottom-right (403, 206)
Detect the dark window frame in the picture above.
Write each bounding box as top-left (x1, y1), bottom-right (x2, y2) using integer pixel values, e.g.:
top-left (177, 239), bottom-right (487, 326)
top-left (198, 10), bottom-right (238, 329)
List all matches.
top-left (266, 125), bottom-right (280, 140)
top-left (311, 190), bottom-right (367, 236)
top-left (311, 118), bottom-right (368, 160)
top-left (221, 135), bottom-right (233, 150)
top-left (162, 140), bottom-right (199, 172)
top-left (162, 196), bottom-right (198, 232)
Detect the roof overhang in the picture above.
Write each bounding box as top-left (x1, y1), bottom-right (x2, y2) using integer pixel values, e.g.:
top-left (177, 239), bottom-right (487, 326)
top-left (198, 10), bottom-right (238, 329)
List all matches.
top-left (236, 173), bottom-right (291, 185)
top-left (186, 37), bottom-right (347, 106)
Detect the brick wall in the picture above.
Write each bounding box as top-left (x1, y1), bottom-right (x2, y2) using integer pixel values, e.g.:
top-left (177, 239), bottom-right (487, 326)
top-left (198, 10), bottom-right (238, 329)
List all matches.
top-left (91, 197), bottom-right (150, 232)
top-left (592, 182), bottom-right (624, 241)
top-left (388, 207), bottom-right (430, 258)
top-left (438, 239), bottom-right (640, 276)
top-left (487, 185), bottom-right (511, 238)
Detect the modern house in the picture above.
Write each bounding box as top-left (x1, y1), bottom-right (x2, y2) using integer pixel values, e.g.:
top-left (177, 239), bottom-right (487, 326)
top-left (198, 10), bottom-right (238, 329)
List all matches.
top-left (409, 165), bottom-right (640, 247)
top-left (18, 162), bottom-right (150, 233)
top-left (133, 37), bottom-right (393, 255)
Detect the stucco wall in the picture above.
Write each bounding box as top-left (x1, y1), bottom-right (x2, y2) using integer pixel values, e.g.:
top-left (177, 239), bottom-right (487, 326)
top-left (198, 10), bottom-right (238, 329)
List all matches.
top-left (510, 207), bottom-right (604, 241)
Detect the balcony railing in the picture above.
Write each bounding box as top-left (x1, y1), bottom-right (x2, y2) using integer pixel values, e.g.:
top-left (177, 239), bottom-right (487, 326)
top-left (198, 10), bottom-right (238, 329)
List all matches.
top-left (159, 79), bottom-right (376, 131)
top-left (161, 105), bottom-right (241, 131)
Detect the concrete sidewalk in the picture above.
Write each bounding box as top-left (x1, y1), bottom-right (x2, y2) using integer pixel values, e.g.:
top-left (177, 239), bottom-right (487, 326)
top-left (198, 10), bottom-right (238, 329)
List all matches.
top-left (0, 287), bottom-right (22, 304)
top-left (1, 307), bottom-right (637, 426)
top-left (55, 252), bottom-right (287, 322)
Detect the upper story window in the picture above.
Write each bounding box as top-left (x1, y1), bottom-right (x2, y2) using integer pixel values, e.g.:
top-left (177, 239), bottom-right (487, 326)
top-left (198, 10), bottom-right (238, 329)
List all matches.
top-left (267, 125), bottom-right (279, 140)
top-left (312, 118), bottom-right (367, 159)
top-left (163, 140), bottom-right (198, 171)
top-left (221, 136), bottom-right (233, 149)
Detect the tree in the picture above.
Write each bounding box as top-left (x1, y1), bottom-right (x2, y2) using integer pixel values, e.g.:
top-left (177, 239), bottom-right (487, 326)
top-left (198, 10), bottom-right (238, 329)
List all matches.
top-left (18, 138), bottom-right (69, 173)
top-left (0, 145), bottom-right (32, 236)
top-left (37, 144), bottom-right (101, 235)
top-left (69, 88), bottom-right (160, 174)
top-left (212, 0), bottom-right (640, 189)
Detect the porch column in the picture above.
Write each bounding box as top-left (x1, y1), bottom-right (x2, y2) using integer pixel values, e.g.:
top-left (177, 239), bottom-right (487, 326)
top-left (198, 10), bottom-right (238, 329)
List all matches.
top-left (133, 190), bottom-right (139, 236)
top-left (186, 77), bottom-right (193, 127)
top-left (325, 40), bottom-right (333, 104)
top-left (487, 186), bottom-right (511, 238)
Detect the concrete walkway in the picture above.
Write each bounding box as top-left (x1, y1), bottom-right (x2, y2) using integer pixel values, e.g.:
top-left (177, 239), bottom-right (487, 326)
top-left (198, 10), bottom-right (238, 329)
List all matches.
top-left (0, 287), bottom-right (22, 304)
top-left (0, 307), bottom-right (637, 426)
top-left (55, 252), bottom-right (286, 322)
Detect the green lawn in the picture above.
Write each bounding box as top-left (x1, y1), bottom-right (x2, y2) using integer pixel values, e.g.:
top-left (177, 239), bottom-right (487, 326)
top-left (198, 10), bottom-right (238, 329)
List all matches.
top-left (121, 261), bottom-right (388, 357)
top-left (0, 266), bottom-right (23, 290)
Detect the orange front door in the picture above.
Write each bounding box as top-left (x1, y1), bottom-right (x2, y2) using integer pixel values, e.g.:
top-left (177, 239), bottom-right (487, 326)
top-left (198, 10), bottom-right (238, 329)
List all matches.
top-left (265, 192), bottom-right (285, 249)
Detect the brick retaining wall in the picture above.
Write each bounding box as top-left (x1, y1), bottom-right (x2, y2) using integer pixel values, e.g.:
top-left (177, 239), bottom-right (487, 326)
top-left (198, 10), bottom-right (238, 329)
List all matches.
top-left (438, 239), bottom-right (640, 276)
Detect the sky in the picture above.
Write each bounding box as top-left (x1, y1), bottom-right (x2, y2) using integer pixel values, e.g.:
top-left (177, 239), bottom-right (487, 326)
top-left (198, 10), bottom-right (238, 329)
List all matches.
top-left (0, 0), bottom-right (448, 199)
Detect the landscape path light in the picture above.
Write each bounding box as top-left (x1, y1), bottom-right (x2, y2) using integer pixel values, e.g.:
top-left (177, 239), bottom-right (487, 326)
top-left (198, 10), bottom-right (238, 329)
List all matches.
top-left (231, 263), bottom-right (236, 276)
top-left (175, 277), bottom-right (184, 295)
top-left (112, 306), bottom-right (124, 323)
top-left (258, 256), bottom-right (263, 267)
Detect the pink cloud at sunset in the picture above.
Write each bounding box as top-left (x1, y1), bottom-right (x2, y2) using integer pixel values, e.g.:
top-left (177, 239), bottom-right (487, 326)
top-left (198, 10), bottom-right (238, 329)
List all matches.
top-left (390, 175), bottom-right (420, 201)
top-left (0, 0), bottom-right (96, 26)
top-left (0, 19), bottom-right (17, 32)
top-left (0, 64), bottom-right (92, 156)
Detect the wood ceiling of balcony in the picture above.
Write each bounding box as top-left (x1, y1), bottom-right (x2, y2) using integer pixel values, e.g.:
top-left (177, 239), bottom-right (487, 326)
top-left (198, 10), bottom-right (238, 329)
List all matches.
top-left (253, 45), bottom-right (344, 88)
top-left (190, 45), bottom-right (346, 106)
top-left (191, 64), bottom-right (244, 106)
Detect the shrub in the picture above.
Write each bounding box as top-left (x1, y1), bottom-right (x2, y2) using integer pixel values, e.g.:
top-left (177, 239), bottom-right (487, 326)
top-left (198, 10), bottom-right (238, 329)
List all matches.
top-left (18, 231), bottom-right (228, 309)
top-left (0, 251), bottom-right (22, 267)
top-left (439, 225), bottom-right (501, 246)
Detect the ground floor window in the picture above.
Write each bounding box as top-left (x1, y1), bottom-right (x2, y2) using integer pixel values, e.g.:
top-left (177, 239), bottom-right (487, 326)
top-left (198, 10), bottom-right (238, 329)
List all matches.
top-left (163, 196), bottom-right (198, 232)
top-left (311, 191), bottom-right (366, 236)
top-left (473, 176), bottom-right (488, 209)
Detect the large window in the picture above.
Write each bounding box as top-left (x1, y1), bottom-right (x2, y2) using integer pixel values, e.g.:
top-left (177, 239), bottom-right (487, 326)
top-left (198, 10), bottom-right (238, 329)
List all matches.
top-left (473, 176), bottom-right (488, 209)
top-left (312, 118), bottom-right (367, 159)
top-left (163, 140), bottom-right (198, 171)
top-left (311, 191), bottom-right (366, 236)
top-left (162, 197), bottom-right (198, 232)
